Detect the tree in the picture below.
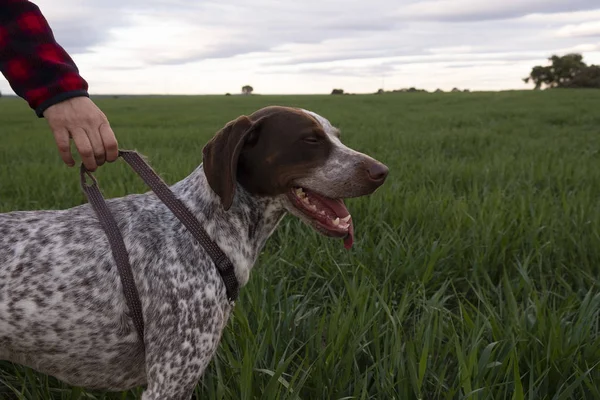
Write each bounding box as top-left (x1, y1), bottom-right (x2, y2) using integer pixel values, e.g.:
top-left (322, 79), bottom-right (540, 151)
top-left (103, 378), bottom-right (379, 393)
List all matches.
top-left (242, 85), bottom-right (253, 95)
top-left (524, 53), bottom-right (600, 89)
top-left (548, 53), bottom-right (586, 86)
top-left (524, 65), bottom-right (554, 89)
top-left (562, 65), bottom-right (600, 88)
top-left (331, 88), bottom-right (344, 95)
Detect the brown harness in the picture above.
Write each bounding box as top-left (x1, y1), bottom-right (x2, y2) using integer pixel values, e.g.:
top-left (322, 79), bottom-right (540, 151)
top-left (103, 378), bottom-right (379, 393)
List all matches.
top-left (79, 150), bottom-right (239, 345)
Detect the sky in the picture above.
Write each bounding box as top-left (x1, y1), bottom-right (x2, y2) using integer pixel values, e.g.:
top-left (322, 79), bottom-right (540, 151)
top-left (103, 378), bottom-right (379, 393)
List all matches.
top-left (2, 0), bottom-right (600, 96)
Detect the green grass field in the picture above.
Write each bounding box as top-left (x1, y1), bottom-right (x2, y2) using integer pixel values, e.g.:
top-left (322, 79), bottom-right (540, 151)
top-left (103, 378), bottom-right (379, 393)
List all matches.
top-left (1, 90), bottom-right (599, 399)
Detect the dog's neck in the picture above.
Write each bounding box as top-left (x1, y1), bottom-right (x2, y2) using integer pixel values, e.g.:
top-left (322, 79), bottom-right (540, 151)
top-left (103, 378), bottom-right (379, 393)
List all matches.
top-left (170, 164), bottom-right (286, 287)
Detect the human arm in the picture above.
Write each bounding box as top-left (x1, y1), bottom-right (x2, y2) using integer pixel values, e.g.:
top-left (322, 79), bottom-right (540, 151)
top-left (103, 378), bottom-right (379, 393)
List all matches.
top-left (0, 0), bottom-right (117, 169)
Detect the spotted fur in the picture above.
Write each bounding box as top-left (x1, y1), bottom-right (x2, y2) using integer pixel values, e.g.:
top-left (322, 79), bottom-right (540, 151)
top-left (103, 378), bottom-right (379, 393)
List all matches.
top-left (0, 106), bottom-right (387, 399)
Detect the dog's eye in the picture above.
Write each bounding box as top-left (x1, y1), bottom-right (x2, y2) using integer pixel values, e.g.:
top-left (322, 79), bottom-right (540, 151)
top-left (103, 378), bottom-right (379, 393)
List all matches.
top-left (303, 136), bottom-right (320, 144)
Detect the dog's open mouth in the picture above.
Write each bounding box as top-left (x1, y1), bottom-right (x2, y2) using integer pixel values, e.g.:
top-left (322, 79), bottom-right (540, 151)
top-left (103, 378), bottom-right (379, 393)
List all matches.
top-left (287, 187), bottom-right (354, 249)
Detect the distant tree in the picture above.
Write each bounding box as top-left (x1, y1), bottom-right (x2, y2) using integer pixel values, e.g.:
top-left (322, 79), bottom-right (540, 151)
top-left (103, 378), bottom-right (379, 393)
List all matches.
top-left (524, 65), bottom-right (554, 89)
top-left (524, 53), bottom-right (600, 89)
top-left (549, 53), bottom-right (586, 86)
top-left (331, 88), bottom-right (344, 95)
top-left (562, 65), bottom-right (600, 88)
top-left (242, 85), bottom-right (253, 95)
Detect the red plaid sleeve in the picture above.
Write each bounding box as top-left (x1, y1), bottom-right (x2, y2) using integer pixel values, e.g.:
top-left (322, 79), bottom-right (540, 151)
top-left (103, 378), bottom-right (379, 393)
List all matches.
top-left (0, 0), bottom-right (89, 117)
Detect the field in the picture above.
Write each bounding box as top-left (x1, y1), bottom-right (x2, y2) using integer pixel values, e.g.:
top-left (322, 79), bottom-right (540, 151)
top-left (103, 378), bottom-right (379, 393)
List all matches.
top-left (1, 90), bottom-right (600, 399)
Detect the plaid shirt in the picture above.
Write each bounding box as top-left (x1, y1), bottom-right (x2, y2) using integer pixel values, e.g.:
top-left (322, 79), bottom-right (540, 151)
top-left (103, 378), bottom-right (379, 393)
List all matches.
top-left (0, 0), bottom-right (89, 117)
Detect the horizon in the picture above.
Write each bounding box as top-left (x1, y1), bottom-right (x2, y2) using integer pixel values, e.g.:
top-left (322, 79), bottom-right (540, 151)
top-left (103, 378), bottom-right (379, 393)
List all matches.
top-left (0, 88), bottom-right (545, 97)
top-left (2, 0), bottom-right (600, 97)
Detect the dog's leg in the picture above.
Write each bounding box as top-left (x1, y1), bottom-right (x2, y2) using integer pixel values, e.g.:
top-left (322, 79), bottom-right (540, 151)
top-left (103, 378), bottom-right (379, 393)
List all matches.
top-left (141, 346), bottom-right (217, 400)
top-left (140, 296), bottom-right (229, 400)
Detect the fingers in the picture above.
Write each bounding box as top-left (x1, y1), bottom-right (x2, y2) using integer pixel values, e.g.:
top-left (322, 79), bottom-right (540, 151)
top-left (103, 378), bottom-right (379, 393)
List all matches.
top-left (51, 128), bottom-right (75, 167)
top-left (43, 97), bottom-right (119, 169)
top-left (49, 123), bottom-right (116, 171)
top-left (86, 124), bottom-right (107, 167)
top-left (99, 122), bottom-right (119, 162)
top-left (70, 127), bottom-right (97, 171)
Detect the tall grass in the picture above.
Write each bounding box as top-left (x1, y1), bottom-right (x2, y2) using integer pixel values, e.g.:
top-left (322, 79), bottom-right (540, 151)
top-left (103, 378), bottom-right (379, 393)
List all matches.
top-left (1, 90), bottom-right (599, 399)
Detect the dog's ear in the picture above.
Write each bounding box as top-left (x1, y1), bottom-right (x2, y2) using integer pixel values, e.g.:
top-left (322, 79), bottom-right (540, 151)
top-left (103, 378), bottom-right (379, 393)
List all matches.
top-left (202, 115), bottom-right (256, 210)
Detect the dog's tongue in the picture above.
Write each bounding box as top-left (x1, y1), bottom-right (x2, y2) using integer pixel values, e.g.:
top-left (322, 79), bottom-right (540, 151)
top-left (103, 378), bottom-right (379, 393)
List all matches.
top-left (344, 223), bottom-right (354, 249)
top-left (318, 197), bottom-right (349, 218)
top-left (310, 194), bottom-right (355, 250)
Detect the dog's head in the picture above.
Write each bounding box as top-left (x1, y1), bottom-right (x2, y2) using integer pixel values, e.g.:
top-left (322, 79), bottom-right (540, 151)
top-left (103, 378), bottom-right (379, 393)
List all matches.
top-left (202, 105), bottom-right (388, 249)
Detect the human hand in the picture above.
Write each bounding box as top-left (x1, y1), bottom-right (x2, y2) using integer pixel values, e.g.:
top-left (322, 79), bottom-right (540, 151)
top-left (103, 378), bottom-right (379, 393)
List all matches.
top-left (43, 97), bottom-right (118, 171)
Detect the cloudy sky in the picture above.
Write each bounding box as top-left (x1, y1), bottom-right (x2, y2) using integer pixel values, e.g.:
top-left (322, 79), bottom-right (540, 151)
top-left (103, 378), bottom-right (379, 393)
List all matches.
top-left (2, 0), bottom-right (600, 96)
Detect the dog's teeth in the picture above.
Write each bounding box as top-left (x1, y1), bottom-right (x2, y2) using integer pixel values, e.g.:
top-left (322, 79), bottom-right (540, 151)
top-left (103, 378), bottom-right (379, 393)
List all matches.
top-left (308, 204), bottom-right (317, 211)
top-left (341, 215), bottom-right (351, 223)
top-left (302, 197), bottom-right (310, 204)
top-left (332, 217), bottom-right (340, 226)
top-left (296, 188), bottom-right (307, 199)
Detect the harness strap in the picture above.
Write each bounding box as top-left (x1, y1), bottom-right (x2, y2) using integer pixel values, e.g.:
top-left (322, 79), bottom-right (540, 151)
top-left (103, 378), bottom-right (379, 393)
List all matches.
top-left (80, 167), bottom-right (145, 343)
top-left (80, 150), bottom-right (239, 343)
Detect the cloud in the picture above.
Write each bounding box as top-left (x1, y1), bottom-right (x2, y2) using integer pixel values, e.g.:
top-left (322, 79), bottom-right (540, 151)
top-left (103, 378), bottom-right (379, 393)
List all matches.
top-left (556, 21), bottom-right (600, 38)
top-left (396, 0), bottom-right (600, 22)
top-left (266, 51), bottom-right (560, 79)
top-left (257, 14), bottom-right (595, 69)
top-left (29, 0), bottom-right (600, 65)
top-left (521, 9), bottom-right (600, 23)
top-left (2, 0), bottom-right (600, 97)
top-left (34, 1), bottom-right (136, 54)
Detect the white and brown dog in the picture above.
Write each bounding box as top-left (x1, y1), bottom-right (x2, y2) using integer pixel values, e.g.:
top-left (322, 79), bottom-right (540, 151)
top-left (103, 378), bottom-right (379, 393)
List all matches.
top-left (0, 106), bottom-right (388, 399)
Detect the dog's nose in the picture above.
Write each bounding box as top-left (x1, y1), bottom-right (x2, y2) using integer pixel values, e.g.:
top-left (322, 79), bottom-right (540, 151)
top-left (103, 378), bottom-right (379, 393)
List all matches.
top-left (367, 162), bottom-right (389, 182)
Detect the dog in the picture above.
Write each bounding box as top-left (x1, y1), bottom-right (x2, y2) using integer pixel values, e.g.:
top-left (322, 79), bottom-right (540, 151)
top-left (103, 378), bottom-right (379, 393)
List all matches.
top-left (0, 105), bottom-right (388, 399)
